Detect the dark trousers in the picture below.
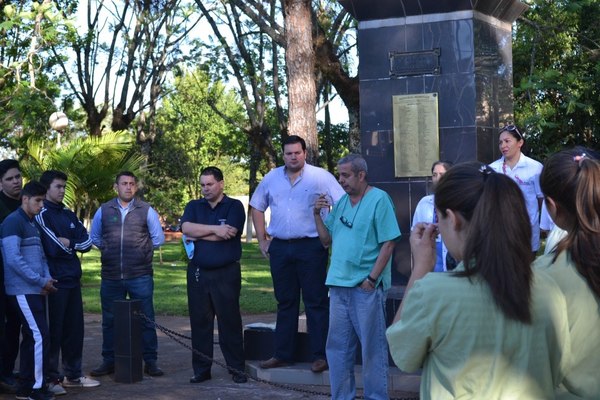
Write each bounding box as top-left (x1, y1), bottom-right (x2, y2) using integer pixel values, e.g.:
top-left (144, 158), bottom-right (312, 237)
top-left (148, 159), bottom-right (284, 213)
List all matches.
top-left (47, 286), bottom-right (84, 381)
top-left (1, 291), bottom-right (21, 377)
top-left (269, 238), bottom-right (329, 362)
top-left (187, 262), bottom-right (245, 376)
top-left (11, 295), bottom-right (49, 391)
top-left (0, 281), bottom-right (6, 377)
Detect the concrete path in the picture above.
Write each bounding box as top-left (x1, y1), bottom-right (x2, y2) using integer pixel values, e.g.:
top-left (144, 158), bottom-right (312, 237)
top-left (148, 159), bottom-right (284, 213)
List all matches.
top-left (0, 313), bottom-right (420, 400)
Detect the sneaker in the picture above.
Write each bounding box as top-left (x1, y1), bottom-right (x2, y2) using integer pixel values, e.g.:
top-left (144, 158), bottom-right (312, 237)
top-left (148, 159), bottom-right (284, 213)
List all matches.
top-left (27, 388), bottom-right (55, 400)
top-left (62, 376), bottom-right (100, 388)
top-left (47, 382), bottom-right (66, 396)
top-left (15, 388), bottom-right (30, 400)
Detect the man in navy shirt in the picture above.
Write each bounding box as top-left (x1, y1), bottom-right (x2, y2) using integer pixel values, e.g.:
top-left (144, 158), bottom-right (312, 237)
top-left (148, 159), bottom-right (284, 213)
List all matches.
top-left (181, 166), bottom-right (247, 384)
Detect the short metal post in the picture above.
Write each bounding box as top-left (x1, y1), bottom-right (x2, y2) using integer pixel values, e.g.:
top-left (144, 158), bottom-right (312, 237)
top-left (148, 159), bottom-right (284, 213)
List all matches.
top-left (114, 299), bottom-right (143, 383)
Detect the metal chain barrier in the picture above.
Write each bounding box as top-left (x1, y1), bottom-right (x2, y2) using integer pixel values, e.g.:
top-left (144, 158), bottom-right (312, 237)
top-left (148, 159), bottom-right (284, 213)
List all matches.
top-left (136, 312), bottom-right (419, 400)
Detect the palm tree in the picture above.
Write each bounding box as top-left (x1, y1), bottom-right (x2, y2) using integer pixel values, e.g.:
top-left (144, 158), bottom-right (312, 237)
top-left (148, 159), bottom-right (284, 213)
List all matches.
top-left (20, 131), bottom-right (146, 225)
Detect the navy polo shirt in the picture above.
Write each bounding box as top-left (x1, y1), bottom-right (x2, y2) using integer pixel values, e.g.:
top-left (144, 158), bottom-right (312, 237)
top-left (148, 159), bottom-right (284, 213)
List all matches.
top-left (180, 195), bottom-right (246, 269)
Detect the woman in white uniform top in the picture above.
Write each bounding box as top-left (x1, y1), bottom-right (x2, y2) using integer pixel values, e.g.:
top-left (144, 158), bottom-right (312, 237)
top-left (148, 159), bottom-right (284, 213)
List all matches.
top-left (411, 161), bottom-right (455, 272)
top-left (489, 125), bottom-right (544, 254)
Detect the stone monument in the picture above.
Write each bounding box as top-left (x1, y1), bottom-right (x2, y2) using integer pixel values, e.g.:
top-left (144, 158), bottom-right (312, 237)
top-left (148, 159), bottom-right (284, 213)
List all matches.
top-left (339, 0), bottom-right (529, 283)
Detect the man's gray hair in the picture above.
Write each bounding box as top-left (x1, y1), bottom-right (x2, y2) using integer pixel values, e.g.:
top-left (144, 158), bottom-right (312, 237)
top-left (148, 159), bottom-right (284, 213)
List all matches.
top-left (338, 154), bottom-right (368, 177)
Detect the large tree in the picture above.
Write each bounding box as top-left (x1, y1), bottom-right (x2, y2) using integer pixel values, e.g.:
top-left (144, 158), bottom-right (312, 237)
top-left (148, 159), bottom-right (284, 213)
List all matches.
top-left (283, 0), bottom-right (319, 162)
top-left (195, 0), bottom-right (282, 191)
top-left (54, 0), bottom-right (202, 156)
top-left (203, 0), bottom-right (360, 154)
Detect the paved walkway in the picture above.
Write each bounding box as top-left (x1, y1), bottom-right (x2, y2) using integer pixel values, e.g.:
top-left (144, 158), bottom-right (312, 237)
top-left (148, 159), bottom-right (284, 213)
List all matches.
top-left (0, 313), bottom-right (420, 400)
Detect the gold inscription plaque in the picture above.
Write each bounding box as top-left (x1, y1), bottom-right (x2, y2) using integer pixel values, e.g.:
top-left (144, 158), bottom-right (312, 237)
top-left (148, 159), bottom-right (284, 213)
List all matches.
top-left (393, 93), bottom-right (439, 177)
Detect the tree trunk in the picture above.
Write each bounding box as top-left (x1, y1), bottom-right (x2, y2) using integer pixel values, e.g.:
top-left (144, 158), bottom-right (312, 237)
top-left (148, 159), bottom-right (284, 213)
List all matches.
top-left (283, 0), bottom-right (319, 164)
top-left (323, 85), bottom-right (334, 172)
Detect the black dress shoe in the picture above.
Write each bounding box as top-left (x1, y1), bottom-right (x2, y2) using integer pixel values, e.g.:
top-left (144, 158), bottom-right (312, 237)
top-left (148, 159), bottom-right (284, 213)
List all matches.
top-left (232, 373), bottom-right (247, 384)
top-left (90, 362), bottom-right (114, 377)
top-left (144, 362), bottom-right (164, 377)
top-left (190, 372), bottom-right (211, 384)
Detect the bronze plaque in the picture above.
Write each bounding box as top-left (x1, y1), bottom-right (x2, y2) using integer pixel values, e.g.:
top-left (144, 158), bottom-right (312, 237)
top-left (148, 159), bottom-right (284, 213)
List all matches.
top-left (393, 93), bottom-right (439, 177)
top-left (389, 48), bottom-right (440, 77)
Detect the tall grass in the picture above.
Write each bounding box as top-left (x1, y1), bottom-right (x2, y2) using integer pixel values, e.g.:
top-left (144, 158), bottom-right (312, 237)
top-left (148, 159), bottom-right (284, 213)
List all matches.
top-left (80, 242), bottom-right (277, 315)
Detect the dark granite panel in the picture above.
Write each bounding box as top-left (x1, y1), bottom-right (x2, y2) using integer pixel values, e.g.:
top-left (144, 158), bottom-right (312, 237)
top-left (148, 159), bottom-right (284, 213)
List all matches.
top-left (358, 26), bottom-right (407, 80)
top-left (341, 0), bottom-right (526, 23)
top-left (404, 24), bottom-right (424, 52)
top-left (406, 76), bottom-right (425, 93)
top-left (423, 75), bottom-right (441, 93)
top-left (359, 80), bottom-right (395, 129)
top-left (476, 0), bottom-right (529, 22)
top-left (474, 20), bottom-right (512, 81)
top-left (372, 181), bottom-right (413, 284)
top-left (363, 133), bottom-right (396, 181)
top-left (475, 74), bottom-right (513, 127)
top-left (433, 19), bottom-right (475, 75)
top-left (339, 0), bottom-right (528, 22)
top-left (473, 20), bottom-right (515, 132)
top-left (436, 73), bottom-right (476, 128)
top-left (439, 127), bottom-right (478, 163)
top-left (477, 126), bottom-right (497, 164)
top-left (359, 19), bottom-right (477, 81)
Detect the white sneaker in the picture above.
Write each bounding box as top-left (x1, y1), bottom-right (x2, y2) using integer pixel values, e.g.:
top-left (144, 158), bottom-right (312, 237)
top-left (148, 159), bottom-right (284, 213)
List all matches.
top-left (48, 381), bottom-right (67, 396)
top-left (62, 376), bottom-right (101, 388)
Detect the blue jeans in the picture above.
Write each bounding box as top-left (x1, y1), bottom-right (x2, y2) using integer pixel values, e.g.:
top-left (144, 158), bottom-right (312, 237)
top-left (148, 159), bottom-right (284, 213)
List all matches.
top-left (100, 275), bottom-right (158, 364)
top-left (327, 286), bottom-right (389, 400)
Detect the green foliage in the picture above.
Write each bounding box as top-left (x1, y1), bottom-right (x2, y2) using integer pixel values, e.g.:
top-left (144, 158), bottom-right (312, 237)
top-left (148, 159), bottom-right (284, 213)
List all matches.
top-left (81, 241), bottom-right (276, 315)
top-left (0, 84), bottom-right (58, 153)
top-left (317, 120), bottom-right (350, 172)
top-left (19, 131), bottom-right (146, 222)
top-left (0, 1), bottom-right (75, 153)
top-left (514, 0), bottom-right (600, 158)
top-left (146, 68), bottom-right (248, 223)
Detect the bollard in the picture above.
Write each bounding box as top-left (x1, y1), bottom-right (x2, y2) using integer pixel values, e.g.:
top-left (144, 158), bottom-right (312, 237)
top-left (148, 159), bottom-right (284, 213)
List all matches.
top-left (114, 299), bottom-right (143, 383)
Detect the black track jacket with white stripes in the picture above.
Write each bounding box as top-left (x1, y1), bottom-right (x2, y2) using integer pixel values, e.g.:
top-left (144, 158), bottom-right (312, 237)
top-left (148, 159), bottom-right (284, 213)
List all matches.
top-left (35, 200), bottom-right (92, 289)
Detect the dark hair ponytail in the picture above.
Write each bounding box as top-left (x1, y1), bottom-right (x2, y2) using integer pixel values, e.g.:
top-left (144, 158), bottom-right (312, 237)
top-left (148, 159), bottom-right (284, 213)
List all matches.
top-left (435, 162), bottom-right (534, 323)
top-left (540, 148), bottom-right (600, 297)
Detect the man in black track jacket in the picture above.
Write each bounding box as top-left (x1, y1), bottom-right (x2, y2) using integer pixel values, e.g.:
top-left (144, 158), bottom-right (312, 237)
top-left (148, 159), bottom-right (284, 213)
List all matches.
top-left (36, 171), bottom-right (100, 394)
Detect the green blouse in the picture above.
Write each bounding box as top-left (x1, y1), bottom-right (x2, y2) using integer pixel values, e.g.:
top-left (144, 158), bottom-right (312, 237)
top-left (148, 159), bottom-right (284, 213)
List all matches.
top-left (386, 263), bottom-right (571, 400)
top-left (535, 251), bottom-right (600, 399)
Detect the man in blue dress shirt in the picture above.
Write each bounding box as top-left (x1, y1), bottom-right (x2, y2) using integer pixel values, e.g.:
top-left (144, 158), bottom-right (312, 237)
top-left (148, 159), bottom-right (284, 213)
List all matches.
top-left (250, 135), bottom-right (345, 373)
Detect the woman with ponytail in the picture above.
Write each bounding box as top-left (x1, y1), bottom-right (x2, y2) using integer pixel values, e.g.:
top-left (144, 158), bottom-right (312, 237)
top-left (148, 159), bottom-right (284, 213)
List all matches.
top-left (535, 148), bottom-right (600, 398)
top-left (386, 162), bottom-right (570, 400)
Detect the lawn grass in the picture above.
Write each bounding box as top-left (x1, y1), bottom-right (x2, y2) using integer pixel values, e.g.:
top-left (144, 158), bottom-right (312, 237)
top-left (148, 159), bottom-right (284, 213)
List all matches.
top-left (80, 241), bottom-right (277, 316)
